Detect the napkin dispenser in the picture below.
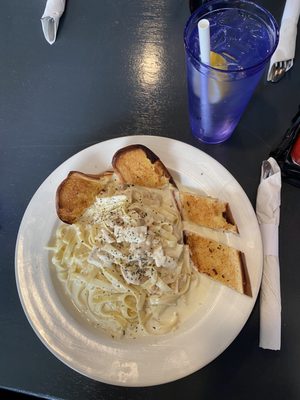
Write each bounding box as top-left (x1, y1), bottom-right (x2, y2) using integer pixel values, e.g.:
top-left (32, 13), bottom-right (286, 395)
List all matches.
top-left (270, 106), bottom-right (300, 187)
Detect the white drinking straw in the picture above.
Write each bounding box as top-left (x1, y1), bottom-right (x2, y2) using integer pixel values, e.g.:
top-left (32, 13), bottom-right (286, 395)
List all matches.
top-left (197, 19), bottom-right (212, 138)
top-left (198, 19), bottom-right (223, 105)
top-left (198, 19), bottom-right (211, 65)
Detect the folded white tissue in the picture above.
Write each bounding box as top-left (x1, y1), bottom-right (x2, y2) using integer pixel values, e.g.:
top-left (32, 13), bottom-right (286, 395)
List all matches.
top-left (41, 0), bottom-right (66, 45)
top-left (256, 157), bottom-right (282, 351)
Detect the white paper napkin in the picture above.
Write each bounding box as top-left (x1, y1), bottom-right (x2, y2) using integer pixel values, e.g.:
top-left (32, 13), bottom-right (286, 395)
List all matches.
top-left (41, 0), bottom-right (66, 45)
top-left (256, 157), bottom-right (282, 350)
top-left (267, 0), bottom-right (300, 79)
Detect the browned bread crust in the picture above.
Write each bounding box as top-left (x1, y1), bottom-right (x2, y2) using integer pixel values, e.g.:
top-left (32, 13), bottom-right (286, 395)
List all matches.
top-left (112, 144), bottom-right (177, 189)
top-left (185, 232), bottom-right (251, 296)
top-left (181, 192), bottom-right (238, 233)
top-left (56, 171), bottom-right (114, 224)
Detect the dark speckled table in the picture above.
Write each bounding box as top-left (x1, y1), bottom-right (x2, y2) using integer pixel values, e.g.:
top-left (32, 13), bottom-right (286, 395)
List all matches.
top-left (1, 1), bottom-right (300, 399)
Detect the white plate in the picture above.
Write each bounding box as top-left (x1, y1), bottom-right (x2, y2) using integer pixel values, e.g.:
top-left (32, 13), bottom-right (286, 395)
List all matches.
top-left (15, 136), bottom-right (263, 387)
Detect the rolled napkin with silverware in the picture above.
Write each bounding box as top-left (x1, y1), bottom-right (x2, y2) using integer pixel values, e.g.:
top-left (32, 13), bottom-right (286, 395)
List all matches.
top-left (267, 0), bottom-right (300, 82)
top-left (256, 157), bottom-right (282, 350)
top-left (41, 0), bottom-right (66, 45)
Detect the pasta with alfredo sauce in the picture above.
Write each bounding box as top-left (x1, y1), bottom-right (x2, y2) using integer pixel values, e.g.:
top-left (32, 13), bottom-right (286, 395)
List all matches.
top-left (49, 185), bottom-right (199, 338)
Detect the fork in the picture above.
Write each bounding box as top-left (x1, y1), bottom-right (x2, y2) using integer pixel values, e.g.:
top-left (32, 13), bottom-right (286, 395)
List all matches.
top-left (267, 0), bottom-right (300, 82)
top-left (268, 59), bottom-right (294, 83)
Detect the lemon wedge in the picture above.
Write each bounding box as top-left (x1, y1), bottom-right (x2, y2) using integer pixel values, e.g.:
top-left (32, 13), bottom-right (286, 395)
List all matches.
top-left (191, 51), bottom-right (229, 104)
top-left (210, 51), bottom-right (228, 70)
top-left (208, 51), bottom-right (228, 104)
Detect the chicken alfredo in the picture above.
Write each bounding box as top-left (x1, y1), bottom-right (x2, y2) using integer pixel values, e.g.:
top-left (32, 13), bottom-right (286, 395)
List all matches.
top-left (50, 185), bottom-right (199, 338)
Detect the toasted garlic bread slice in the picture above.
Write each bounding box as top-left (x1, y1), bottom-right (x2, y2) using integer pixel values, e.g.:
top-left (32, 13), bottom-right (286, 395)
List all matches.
top-left (56, 171), bottom-right (114, 224)
top-left (180, 192), bottom-right (238, 233)
top-left (185, 232), bottom-right (251, 296)
top-left (112, 144), bottom-right (177, 189)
